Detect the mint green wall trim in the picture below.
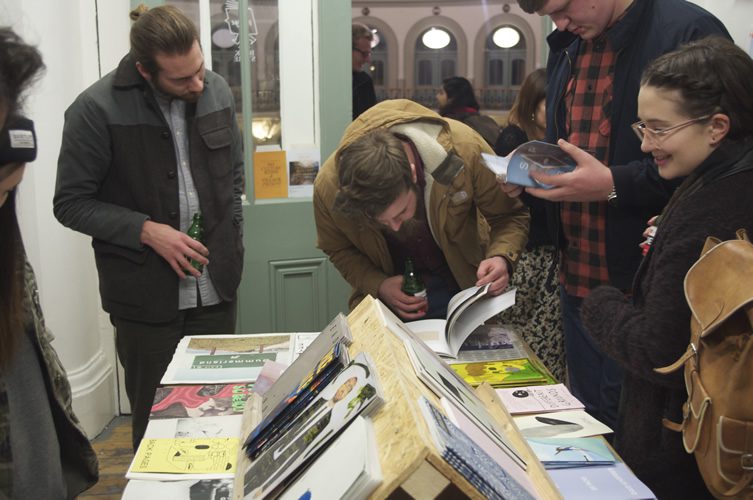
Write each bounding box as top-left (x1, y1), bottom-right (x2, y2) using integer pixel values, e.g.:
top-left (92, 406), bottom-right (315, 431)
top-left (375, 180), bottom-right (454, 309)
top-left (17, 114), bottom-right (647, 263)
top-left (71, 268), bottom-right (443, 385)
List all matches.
top-left (318, 0), bottom-right (351, 159)
top-left (317, 0), bottom-right (353, 319)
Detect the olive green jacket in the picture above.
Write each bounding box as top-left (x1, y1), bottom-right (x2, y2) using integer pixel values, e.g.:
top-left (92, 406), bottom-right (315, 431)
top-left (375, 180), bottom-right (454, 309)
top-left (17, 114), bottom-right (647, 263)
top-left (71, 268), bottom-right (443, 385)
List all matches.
top-left (0, 258), bottom-right (99, 499)
top-left (313, 99), bottom-right (529, 309)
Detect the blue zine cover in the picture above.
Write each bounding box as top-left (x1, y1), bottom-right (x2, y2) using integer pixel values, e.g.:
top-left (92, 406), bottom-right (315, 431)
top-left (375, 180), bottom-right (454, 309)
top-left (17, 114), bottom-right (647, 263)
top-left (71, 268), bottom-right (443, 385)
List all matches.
top-left (418, 397), bottom-right (535, 500)
top-left (527, 436), bottom-right (616, 468)
top-left (481, 140), bottom-right (575, 189)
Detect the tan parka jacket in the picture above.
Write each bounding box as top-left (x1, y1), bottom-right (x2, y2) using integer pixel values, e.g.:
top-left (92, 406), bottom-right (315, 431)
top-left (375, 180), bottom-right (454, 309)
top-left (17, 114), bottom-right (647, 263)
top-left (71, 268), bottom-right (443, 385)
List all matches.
top-left (313, 99), bottom-right (529, 309)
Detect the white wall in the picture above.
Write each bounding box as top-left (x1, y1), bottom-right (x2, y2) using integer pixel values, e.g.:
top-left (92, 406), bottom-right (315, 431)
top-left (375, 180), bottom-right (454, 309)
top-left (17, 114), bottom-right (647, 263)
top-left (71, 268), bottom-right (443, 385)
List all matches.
top-left (0, 0), bottom-right (131, 437)
top-left (690, 0), bottom-right (753, 50)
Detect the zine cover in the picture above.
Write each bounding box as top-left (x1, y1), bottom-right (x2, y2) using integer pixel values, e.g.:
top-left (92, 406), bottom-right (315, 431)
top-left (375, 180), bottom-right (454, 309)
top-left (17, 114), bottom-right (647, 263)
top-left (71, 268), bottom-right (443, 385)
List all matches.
top-left (150, 383), bottom-right (254, 419)
top-left (242, 352), bottom-right (383, 499)
top-left (402, 335), bottom-right (526, 470)
top-left (127, 437), bottom-right (239, 480)
top-left (450, 358), bottom-right (549, 388)
top-left (495, 383), bottom-right (584, 415)
top-left (278, 416), bottom-right (382, 500)
top-left (548, 462), bottom-right (657, 499)
top-left (526, 436), bottom-right (617, 469)
top-left (160, 333), bottom-right (293, 385)
top-left (481, 141), bottom-right (576, 189)
top-left (514, 410), bottom-right (613, 439)
top-left (418, 397), bottom-right (535, 500)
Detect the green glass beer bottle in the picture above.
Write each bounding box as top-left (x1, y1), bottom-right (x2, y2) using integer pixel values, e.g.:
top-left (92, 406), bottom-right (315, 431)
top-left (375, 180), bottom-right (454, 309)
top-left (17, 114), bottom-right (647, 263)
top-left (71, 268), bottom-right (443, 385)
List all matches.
top-left (401, 257), bottom-right (426, 298)
top-left (186, 212), bottom-right (204, 273)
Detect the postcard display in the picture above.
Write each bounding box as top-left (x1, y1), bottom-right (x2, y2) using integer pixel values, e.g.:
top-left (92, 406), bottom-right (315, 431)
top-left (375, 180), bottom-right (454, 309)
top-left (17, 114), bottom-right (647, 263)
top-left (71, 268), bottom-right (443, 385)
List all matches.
top-left (233, 296), bottom-right (561, 499)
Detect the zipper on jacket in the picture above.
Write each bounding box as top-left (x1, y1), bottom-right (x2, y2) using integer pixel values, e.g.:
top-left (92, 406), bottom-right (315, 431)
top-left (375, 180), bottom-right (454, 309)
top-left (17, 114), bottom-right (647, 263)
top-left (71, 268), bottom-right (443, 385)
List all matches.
top-left (554, 48), bottom-right (573, 141)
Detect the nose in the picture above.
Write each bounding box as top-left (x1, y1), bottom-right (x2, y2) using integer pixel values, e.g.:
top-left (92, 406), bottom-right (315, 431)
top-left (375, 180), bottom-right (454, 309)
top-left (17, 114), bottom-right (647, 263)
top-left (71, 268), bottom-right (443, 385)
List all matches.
top-left (552, 14), bottom-right (570, 31)
top-left (639, 135), bottom-right (654, 153)
top-left (188, 75), bottom-right (204, 93)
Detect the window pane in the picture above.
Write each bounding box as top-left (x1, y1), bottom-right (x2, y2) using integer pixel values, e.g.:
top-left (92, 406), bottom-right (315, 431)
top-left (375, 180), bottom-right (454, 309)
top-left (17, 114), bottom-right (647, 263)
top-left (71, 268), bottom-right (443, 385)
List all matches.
top-left (418, 60), bottom-right (433, 86)
top-left (511, 59), bottom-right (526, 86)
top-left (488, 60), bottom-right (504, 86)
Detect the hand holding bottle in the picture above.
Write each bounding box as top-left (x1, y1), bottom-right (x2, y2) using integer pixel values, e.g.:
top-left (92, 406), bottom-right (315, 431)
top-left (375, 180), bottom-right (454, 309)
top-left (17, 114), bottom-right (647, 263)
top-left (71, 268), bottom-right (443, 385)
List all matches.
top-left (140, 219), bottom-right (208, 279)
top-left (378, 275), bottom-right (428, 320)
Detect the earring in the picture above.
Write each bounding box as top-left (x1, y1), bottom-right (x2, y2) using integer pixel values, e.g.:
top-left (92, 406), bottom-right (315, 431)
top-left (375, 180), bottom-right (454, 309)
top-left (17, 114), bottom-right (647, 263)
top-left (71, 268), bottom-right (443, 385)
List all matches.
top-left (531, 113), bottom-right (535, 122)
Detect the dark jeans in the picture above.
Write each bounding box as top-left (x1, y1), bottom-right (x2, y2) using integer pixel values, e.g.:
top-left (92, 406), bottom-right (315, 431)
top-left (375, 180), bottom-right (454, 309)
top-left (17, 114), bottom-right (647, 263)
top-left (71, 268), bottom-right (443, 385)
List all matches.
top-left (560, 286), bottom-right (622, 431)
top-left (112, 299), bottom-right (237, 450)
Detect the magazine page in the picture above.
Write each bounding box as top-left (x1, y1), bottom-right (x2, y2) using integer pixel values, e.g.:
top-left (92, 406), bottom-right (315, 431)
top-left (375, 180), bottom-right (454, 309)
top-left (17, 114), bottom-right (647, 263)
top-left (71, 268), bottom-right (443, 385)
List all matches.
top-left (525, 436), bottom-right (616, 469)
top-left (401, 336), bottom-right (526, 470)
top-left (495, 383), bottom-right (584, 415)
top-left (418, 397), bottom-right (535, 500)
top-left (446, 287), bottom-right (516, 357)
top-left (241, 352), bottom-right (383, 499)
top-left (481, 141), bottom-right (575, 189)
top-left (127, 437), bottom-right (239, 480)
top-left (514, 410), bottom-right (613, 439)
top-left (439, 397), bottom-right (538, 498)
top-left (548, 462), bottom-right (657, 499)
top-left (150, 383), bottom-right (254, 419)
top-left (160, 334), bottom-right (293, 385)
top-left (278, 416), bottom-right (381, 500)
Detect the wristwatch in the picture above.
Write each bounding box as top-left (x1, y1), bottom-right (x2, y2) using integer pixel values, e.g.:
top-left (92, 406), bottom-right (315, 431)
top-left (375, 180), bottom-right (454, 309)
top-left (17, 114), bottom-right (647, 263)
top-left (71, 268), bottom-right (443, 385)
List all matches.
top-left (607, 185), bottom-right (618, 207)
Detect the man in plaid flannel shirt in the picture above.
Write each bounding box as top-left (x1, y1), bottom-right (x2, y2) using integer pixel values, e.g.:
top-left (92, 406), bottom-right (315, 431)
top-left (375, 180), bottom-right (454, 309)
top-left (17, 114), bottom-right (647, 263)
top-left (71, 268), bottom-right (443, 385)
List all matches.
top-left (504, 0), bottom-right (729, 430)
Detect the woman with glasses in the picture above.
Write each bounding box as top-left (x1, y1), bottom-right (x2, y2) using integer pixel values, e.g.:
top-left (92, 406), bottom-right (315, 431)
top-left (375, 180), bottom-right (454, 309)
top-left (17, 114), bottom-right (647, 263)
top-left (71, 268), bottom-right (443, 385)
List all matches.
top-left (580, 37), bottom-right (753, 499)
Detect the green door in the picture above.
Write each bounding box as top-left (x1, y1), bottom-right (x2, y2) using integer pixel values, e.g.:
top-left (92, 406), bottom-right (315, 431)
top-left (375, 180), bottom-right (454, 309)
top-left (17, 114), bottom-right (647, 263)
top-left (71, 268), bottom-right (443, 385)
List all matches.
top-left (232, 0), bottom-right (352, 333)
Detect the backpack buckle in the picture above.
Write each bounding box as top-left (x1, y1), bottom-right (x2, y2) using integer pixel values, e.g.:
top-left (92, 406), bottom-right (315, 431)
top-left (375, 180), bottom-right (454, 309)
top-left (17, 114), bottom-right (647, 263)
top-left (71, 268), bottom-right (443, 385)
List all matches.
top-left (742, 454), bottom-right (753, 470)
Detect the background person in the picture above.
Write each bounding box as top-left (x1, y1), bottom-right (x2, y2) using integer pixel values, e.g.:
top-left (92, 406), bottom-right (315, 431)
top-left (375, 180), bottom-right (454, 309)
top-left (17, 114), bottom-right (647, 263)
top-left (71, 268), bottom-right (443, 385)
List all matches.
top-left (0, 28), bottom-right (98, 498)
top-left (352, 22), bottom-right (377, 120)
top-left (436, 76), bottom-right (499, 148)
top-left (494, 68), bottom-right (565, 381)
top-left (53, 4), bottom-right (245, 450)
top-left (314, 99), bottom-right (528, 320)
top-left (511, 0), bottom-right (730, 430)
top-left (582, 37), bottom-right (753, 499)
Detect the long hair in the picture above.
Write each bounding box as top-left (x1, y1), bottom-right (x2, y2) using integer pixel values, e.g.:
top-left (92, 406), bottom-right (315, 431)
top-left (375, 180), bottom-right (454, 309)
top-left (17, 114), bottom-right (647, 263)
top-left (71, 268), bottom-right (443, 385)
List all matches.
top-left (0, 187), bottom-right (24, 369)
top-left (439, 76), bottom-right (480, 115)
top-left (507, 68), bottom-right (547, 140)
top-left (129, 4), bottom-right (199, 77)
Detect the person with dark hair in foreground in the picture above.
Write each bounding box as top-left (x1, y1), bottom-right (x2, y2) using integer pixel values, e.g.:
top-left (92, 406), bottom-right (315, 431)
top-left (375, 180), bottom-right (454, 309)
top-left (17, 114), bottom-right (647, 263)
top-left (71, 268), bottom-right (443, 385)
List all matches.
top-left (0, 28), bottom-right (99, 498)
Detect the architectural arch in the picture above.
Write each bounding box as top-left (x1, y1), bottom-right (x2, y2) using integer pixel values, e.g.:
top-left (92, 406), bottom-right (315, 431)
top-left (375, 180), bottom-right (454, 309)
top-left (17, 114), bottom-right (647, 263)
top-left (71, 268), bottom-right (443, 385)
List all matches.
top-left (473, 13), bottom-right (536, 109)
top-left (353, 16), bottom-right (399, 99)
top-left (404, 15), bottom-right (468, 96)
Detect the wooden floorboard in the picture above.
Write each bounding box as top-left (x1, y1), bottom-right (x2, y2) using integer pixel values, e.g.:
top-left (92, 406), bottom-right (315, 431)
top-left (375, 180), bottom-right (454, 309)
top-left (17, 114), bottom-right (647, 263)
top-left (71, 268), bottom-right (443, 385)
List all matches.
top-left (80, 415), bottom-right (133, 499)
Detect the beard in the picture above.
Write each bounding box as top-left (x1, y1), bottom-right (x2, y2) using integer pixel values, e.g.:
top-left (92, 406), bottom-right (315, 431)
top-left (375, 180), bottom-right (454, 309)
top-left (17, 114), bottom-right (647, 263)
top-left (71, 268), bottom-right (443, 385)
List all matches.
top-left (152, 78), bottom-right (202, 103)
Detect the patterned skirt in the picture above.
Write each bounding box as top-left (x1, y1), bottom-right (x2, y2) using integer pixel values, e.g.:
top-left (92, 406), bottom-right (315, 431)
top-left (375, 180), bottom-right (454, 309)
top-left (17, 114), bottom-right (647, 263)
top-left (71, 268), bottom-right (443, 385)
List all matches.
top-left (497, 245), bottom-right (565, 381)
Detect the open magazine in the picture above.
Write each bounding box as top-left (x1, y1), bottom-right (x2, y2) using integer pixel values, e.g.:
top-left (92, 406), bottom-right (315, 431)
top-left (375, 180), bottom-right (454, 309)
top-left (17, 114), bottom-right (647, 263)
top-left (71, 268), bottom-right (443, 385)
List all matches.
top-left (407, 285), bottom-right (516, 358)
top-left (481, 140), bottom-right (575, 189)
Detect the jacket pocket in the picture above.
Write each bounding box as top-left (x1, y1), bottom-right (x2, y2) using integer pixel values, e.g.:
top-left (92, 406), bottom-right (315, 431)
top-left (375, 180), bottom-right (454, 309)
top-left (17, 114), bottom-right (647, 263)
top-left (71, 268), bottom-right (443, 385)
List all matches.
top-left (92, 239), bottom-right (148, 307)
top-left (199, 121), bottom-right (234, 179)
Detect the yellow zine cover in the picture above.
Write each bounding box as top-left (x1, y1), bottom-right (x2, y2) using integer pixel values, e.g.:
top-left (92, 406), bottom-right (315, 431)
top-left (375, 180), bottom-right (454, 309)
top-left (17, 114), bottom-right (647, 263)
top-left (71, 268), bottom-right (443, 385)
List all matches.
top-left (130, 437), bottom-right (239, 474)
top-left (253, 150), bottom-right (288, 199)
top-left (450, 358), bottom-right (548, 387)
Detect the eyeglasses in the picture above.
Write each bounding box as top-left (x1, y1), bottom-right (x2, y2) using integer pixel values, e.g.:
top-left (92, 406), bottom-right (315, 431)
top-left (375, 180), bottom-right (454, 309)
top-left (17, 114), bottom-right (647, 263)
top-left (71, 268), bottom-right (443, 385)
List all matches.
top-left (352, 47), bottom-right (372, 58)
top-left (631, 115), bottom-right (711, 143)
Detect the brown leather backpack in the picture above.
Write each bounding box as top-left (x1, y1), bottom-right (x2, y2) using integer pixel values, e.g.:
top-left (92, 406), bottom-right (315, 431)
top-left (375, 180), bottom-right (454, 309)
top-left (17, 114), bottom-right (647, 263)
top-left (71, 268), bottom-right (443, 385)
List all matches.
top-left (656, 229), bottom-right (753, 499)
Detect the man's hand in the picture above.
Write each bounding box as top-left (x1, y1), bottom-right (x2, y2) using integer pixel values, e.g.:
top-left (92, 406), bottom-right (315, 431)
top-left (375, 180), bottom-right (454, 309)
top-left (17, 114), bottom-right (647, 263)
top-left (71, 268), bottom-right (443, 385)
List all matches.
top-left (140, 220), bottom-right (209, 279)
top-left (525, 139), bottom-right (614, 202)
top-left (476, 256), bottom-right (510, 295)
top-left (499, 181), bottom-right (525, 198)
top-left (378, 275), bottom-right (428, 321)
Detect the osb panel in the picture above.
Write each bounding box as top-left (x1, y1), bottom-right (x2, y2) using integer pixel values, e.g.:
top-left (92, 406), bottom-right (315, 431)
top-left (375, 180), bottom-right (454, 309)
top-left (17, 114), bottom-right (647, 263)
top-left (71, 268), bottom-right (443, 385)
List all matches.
top-left (347, 296), bottom-right (450, 499)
